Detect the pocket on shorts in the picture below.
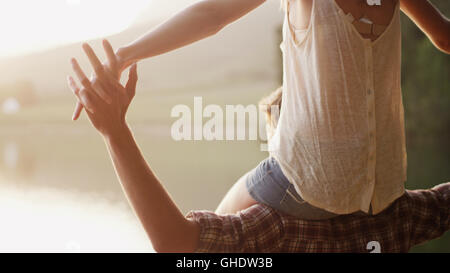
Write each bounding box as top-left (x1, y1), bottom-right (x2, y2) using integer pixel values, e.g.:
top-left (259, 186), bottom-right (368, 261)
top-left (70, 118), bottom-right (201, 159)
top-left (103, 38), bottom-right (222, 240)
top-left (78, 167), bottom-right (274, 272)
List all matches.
top-left (280, 183), bottom-right (307, 206)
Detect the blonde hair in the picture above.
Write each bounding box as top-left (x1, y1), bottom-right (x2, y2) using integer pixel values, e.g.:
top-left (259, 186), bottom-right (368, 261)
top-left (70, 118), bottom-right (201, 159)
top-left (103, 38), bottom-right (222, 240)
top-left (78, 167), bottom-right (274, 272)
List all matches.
top-left (259, 87), bottom-right (283, 140)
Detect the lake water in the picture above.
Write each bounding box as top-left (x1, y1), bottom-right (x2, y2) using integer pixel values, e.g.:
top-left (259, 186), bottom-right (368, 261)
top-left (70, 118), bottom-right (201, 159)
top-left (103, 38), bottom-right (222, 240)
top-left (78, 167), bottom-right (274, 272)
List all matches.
top-left (0, 124), bottom-right (268, 252)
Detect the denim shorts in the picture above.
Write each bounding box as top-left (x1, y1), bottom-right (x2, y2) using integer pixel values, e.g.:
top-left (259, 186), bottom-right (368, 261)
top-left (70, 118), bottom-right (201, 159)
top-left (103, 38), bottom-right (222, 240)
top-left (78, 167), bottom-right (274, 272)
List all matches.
top-left (246, 157), bottom-right (338, 220)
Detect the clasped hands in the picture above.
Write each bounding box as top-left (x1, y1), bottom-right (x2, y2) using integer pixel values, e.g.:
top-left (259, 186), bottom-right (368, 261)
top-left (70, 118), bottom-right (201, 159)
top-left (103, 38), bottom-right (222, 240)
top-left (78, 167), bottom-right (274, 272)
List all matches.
top-left (67, 40), bottom-right (137, 137)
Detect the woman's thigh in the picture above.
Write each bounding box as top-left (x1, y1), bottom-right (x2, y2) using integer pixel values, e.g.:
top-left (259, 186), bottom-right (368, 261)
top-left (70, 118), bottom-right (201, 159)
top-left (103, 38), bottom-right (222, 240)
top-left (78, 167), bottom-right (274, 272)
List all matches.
top-left (215, 171), bottom-right (258, 215)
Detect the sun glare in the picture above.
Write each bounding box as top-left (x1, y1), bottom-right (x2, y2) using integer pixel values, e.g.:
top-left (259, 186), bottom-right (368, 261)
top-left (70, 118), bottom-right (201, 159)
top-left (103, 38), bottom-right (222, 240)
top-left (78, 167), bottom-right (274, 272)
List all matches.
top-left (0, 0), bottom-right (152, 58)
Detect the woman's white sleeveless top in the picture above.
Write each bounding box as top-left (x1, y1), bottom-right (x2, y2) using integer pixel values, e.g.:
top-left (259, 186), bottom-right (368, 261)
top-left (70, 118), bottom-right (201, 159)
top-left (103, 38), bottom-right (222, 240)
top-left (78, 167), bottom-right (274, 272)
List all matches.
top-left (269, 0), bottom-right (407, 214)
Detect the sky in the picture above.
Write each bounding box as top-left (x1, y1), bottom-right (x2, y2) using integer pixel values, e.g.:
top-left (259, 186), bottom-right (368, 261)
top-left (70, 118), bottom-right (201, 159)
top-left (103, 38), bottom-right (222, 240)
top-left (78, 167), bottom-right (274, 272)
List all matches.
top-left (0, 0), bottom-right (198, 58)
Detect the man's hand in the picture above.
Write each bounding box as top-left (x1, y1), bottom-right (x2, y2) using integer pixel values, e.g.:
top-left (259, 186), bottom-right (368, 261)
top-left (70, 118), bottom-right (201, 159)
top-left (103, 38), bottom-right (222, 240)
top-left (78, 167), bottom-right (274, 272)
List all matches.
top-left (67, 43), bottom-right (138, 138)
top-left (71, 40), bottom-right (130, 121)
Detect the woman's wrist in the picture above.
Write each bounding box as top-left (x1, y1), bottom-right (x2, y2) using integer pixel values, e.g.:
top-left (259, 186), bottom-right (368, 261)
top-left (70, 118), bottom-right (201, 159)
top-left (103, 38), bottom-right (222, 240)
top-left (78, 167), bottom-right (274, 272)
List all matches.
top-left (116, 46), bottom-right (138, 72)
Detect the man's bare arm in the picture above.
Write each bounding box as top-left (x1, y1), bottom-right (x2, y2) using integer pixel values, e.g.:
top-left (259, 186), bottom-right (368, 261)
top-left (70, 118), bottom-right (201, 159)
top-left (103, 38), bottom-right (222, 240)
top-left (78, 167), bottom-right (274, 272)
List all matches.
top-left (104, 125), bottom-right (201, 253)
top-left (68, 45), bottom-right (201, 253)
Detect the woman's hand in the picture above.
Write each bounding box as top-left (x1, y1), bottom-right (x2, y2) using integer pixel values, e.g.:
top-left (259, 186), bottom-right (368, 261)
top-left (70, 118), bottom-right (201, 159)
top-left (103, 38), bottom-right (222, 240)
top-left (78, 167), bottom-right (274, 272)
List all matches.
top-left (67, 43), bottom-right (138, 138)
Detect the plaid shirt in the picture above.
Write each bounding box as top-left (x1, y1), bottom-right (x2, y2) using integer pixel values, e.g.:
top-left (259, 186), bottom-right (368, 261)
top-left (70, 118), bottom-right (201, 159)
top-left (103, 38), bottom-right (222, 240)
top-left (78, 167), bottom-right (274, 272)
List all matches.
top-left (186, 183), bottom-right (449, 253)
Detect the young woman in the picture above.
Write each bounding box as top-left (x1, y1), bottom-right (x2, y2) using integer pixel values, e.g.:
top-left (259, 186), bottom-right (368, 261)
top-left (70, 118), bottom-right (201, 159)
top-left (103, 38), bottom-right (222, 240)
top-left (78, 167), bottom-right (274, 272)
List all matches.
top-left (68, 0), bottom-right (449, 250)
top-left (216, 0), bottom-right (450, 219)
